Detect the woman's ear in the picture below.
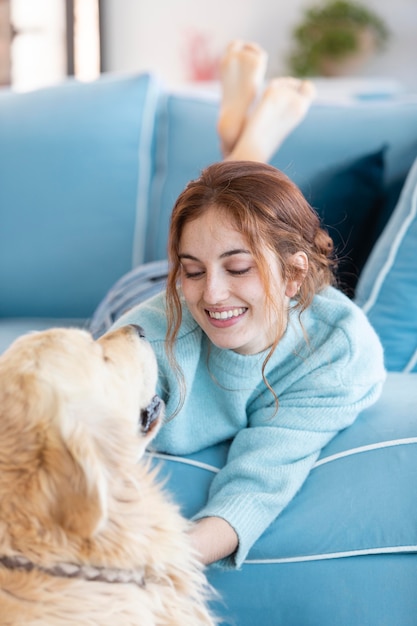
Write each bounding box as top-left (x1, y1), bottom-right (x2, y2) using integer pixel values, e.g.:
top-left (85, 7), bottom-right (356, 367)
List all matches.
top-left (285, 252), bottom-right (308, 298)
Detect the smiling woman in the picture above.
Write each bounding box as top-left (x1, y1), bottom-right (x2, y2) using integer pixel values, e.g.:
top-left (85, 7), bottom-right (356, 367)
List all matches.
top-left (111, 159), bottom-right (385, 569)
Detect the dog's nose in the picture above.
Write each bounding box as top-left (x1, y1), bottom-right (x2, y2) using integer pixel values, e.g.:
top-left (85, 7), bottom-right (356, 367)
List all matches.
top-left (129, 324), bottom-right (146, 339)
top-left (140, 395), bottom-right (163, 433)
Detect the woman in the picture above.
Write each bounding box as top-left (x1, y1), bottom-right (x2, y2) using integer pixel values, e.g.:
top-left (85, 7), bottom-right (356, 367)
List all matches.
top-left (111, 157), bottom-right (385, 567)
top-left (101, 42), bottom-right (386, 568)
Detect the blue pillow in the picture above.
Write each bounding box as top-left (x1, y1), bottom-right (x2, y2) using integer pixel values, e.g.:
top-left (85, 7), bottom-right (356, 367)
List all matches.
top-left (303, 148), bottom-right (386, 295)
top-left (149, 372), bottom-right (417, 626)
top-left (355, 156), bottom-right (417, 372)
top-left (0, 73), bottom-right (160, 318)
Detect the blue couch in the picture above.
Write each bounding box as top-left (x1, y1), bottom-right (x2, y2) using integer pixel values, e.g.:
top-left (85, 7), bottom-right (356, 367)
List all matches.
top-left (1, 73), bottom-right (417, 625)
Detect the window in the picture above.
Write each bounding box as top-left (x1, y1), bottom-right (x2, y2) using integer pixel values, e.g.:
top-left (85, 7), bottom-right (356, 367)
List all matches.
top-left (0, 0), bottom-right (100, 92)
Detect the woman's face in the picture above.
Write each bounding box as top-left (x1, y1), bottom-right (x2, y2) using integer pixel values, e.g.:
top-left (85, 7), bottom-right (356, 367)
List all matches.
top-left (178, 207), bottom-right (292, 355)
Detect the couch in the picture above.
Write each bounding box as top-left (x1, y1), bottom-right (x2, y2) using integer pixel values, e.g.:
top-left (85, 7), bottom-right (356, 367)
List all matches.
top-left (1, 72), bottom-right (417, 625)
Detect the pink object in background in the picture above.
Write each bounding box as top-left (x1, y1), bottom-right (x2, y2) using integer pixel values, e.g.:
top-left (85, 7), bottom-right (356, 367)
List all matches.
top-left (183, 29), bottom-right (220, 82)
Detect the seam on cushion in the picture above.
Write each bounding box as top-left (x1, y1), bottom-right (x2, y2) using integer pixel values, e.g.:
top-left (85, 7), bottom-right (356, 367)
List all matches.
top-left (244, 545), bottom-right (417, 564)
top-left (361, 182), bottom-right (417, 314)
top-left (146, 451), bottom-right (220, 474)
top-left (148, 439), bottom-right (417, 475)
top-left (405, 347), bottom-right (417, 372)
top-left (145, 93), bottom-right (169, 262)
top-left (314, 438), bottom-right (417, 468)
top-left (150, 447), bottom-right (417, 565)
top-left (132, 75), bottom-right (161, 267)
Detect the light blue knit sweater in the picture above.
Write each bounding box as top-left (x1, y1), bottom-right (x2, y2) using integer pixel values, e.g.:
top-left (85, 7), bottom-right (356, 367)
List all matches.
top-left (112, 286), bottom-right (386, 567)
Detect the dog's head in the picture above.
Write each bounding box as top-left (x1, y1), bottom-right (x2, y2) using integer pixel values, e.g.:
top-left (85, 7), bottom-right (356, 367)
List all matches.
top-left (0, 325), bottom-right (163, 541)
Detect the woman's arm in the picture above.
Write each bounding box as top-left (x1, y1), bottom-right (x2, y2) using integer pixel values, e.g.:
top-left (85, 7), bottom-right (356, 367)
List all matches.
top-left (189, 516), bottom-right (239, 565)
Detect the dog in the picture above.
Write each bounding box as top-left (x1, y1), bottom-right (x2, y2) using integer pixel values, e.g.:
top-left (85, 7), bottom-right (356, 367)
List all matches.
top-left (0, 325), bottom-right (217, 625)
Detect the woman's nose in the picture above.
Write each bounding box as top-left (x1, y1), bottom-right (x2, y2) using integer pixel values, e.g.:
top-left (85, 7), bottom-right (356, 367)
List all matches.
top-left (203, 273), bottom-right (229, 303)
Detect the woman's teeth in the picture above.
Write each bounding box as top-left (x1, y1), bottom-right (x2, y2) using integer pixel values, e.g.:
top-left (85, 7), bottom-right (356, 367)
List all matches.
top-left (208, 308), bottom-right (246, 320)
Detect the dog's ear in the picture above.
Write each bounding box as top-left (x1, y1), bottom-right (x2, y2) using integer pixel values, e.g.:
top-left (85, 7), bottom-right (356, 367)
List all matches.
top-left (46, 408), bottom-right (108, 539)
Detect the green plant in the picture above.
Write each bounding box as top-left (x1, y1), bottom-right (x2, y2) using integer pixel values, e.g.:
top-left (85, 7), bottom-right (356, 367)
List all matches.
top-left (288, 0), bottom-right (390, 77)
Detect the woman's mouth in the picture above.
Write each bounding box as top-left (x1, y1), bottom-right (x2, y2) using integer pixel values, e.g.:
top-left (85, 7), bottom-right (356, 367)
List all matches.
top-left (207, 307), bottom-right (246, 320)
top-left (205, 307), bottom-right (247, 326)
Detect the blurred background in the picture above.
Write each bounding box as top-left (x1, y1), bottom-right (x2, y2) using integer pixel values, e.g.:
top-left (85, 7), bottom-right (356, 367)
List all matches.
top-left (0, 0), bottom-right (416, 93)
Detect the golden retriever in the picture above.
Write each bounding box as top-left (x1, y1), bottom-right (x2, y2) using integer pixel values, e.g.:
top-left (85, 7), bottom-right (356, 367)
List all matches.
top-left (0, 325), bottom-right (217, 625)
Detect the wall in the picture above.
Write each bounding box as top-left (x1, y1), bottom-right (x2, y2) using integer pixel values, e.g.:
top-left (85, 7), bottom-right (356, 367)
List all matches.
top-left (100, 0), bottom-right (417, 90)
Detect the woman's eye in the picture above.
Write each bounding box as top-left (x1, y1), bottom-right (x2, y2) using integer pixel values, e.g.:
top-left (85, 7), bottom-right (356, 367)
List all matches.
top-left (181, 265), bottom-right (252, 278)
top-left (182, 269), bottom-right (204, 279)
top-left (228, 267), bottom-right (251, 276)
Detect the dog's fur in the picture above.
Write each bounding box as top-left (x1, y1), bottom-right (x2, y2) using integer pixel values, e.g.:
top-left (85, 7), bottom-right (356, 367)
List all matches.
top-left (0, 326), bottom-right (216, 625)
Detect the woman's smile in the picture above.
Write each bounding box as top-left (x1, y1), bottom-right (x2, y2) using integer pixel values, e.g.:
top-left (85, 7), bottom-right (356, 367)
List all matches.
top-left (205, 307), bottom-right (248, 325)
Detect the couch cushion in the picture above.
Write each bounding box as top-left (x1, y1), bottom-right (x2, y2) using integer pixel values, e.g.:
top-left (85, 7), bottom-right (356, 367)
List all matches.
top-left (355, 155), bottom-right (417, 372)
top-left (149, 372), bottom-right (417, 625)
top-left (150, 373), bottom-right (417, 562)
top-left (0, 318), bottom-right (87, 355)
top-left (0, 73), bottom-right (160, 318)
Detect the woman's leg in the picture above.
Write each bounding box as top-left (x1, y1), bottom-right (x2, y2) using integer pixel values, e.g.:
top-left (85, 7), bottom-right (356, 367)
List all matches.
top-left (217, 40), bottom-right (268, 158)
top-left (227, 77), bottom-right (316, 164)
top-left (217, 40), bottom-right (316, 164)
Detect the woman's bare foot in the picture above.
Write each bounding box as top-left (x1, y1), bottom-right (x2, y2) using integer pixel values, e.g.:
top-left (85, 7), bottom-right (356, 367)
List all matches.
top-left (227, 77), bottom-right (316, 163)
top-left (217, 40), bottom-right (268, 157)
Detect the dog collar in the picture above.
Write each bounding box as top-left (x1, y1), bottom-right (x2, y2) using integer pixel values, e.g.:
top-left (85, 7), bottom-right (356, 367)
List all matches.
top-left (0, 554), bottom-right (146, 588)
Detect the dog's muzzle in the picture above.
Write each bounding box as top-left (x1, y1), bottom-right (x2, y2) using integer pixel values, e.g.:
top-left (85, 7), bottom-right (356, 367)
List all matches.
top-left (140, 395), bottom-right (163, 433)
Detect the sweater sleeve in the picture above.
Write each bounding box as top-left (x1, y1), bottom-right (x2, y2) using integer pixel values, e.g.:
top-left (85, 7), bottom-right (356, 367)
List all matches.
top-left (193, 325), bottom-right (386, 569)
top-left (194, 403), bottom-right (374, 569)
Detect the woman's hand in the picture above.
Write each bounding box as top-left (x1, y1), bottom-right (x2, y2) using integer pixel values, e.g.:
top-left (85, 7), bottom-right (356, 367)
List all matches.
top-left (189, 516), bottom-right (239, 565)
